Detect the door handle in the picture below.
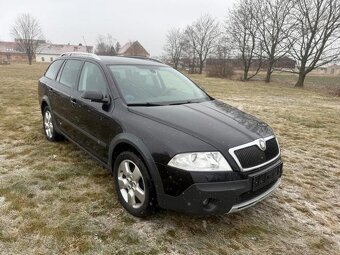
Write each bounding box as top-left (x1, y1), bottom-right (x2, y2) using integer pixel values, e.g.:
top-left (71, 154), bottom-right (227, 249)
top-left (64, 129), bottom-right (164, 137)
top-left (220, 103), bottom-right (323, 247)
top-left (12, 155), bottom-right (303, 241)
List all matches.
top-left (49, 88), bottom-right (55, 94)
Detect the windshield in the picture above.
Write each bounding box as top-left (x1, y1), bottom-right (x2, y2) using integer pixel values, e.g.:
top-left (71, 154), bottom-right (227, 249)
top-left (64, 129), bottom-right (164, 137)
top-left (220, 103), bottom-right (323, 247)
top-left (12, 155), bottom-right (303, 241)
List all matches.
top-left (108, 65), bottom-right (210, 105)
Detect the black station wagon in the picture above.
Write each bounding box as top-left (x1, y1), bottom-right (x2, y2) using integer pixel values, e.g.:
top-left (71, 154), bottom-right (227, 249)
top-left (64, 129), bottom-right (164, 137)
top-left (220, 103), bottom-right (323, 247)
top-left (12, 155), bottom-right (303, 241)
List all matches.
top-left (38, 52), bottom-right (283, 217)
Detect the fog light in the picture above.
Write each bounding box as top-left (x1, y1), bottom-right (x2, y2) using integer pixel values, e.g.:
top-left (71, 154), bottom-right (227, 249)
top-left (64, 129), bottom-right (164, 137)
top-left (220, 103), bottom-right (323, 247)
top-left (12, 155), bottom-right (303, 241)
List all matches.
top-left (202, 198), bottom-right (218, 212)
top-left (202, 198), bottom-right (210, 206)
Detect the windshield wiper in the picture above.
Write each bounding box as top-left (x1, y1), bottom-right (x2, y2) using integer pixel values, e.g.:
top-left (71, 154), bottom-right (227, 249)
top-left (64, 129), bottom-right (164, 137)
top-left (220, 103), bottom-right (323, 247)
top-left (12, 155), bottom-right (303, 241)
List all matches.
top-left (167, 100), bottom-right (197, 105)
top-left (127, 102), bottom-right (164, 106)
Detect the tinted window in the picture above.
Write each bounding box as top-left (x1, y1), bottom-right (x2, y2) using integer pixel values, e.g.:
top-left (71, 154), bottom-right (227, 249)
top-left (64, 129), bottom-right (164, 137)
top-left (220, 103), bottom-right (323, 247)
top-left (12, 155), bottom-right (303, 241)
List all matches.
top-left (59, 60), bottom-right (83, 88)
top-left (45, 60), bottom-right (63, 80)
top-left (109, 65), bottom-right (209, 105)
top-left (78, 62), bottom-right (107, 93)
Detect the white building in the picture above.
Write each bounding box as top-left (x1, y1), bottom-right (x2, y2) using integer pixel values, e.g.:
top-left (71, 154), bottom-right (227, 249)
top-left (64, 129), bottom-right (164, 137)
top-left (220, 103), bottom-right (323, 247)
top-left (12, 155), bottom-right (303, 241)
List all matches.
top-left (36, 43), bottom-right (93, 63)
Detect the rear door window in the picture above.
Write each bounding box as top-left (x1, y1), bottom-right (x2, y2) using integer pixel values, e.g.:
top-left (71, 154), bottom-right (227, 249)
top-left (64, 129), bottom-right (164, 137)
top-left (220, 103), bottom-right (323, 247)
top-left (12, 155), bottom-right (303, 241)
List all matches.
top-left (45, 60), bottom-right (64, 80)
top-left (59, 60), bottom-right (83, 88)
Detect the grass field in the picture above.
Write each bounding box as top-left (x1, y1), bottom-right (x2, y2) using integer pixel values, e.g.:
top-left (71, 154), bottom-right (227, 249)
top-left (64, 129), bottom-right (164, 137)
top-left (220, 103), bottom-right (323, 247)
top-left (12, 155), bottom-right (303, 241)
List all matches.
top-left (0, 64), bottom-right (339, 255)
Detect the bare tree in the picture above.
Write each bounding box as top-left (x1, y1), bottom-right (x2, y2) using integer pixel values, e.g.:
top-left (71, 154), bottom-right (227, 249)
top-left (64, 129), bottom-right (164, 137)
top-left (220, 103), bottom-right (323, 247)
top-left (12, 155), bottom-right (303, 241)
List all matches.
top-left (115, 42), bottom-right (121, 54)
top-left (185, 15), bottom-right (220, 74)
top-left (82, 36), bottom-right (93, 53)
top-left (11, 14), bottom-right (44, 65)
top-left (228, 0), bottom-right (263, 81)
top-left (95, 34), bottom-right (117, 56)
top-left (289, 0), bottom-right (340, 87)
top-left (183, 27), bottom-right (197, 73)
top-left (164, 28), bottom-right (186, 69)
top-left (207, 36), bottom-right (234, 78)
top-left (255, 0), bottom-right (295, 82)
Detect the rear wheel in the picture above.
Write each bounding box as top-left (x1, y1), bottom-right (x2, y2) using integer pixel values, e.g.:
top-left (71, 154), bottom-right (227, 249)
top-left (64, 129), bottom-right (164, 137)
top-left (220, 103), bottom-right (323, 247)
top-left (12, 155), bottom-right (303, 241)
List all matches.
top-left (42, 106), bottom-right (61, 141)
top-left (113, 151), bottom-right (156, 217)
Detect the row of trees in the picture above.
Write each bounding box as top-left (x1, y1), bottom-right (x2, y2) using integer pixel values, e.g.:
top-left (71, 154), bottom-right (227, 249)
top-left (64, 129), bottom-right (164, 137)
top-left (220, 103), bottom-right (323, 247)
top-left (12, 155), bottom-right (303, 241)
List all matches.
top-left (164, 0), bottom-right (340, 87)
top-left (95, 34), bottom-right (121, 56)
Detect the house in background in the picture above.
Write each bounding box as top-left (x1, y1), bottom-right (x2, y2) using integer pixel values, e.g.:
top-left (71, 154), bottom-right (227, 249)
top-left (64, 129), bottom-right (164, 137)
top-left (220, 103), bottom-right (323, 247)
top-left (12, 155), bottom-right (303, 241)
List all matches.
top-left (324, 64), bottom-right (340, 75)
top-left (36, 43), bottom-right (93, 63)
top-left (0, 41), bottom-right (93, 64)
top-left (0, 41), bottom-right (28, 63)
top-left (313, 64), bottom-right (340, 75)
top-left (118, 41), bottom-right (149, 57)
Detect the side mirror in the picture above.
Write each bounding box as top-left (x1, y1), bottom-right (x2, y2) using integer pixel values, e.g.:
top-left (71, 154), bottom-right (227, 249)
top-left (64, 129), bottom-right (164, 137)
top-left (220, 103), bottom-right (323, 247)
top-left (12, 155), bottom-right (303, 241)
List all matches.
top-left (81, 90), bottom-right (110, 104)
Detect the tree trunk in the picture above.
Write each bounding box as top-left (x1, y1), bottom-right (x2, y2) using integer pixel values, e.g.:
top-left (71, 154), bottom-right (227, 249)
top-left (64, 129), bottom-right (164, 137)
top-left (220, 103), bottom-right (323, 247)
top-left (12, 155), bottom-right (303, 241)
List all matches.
top-left (28, 53), bottom-right (33, 65)
top-left (190, 57), bottom-right (195, 73)
top-left (174, 60), bottom-right (178, 70)
top-left (222, 59), bottom-right (226, 77)
top-left (265, 61), bottom-right (274, 83)
top-left (295, 72), bottom-right (306, 87)
top-left (243, 64), bottom-right (249, 81)
top-left (198, 60), bottom-right (203, 74)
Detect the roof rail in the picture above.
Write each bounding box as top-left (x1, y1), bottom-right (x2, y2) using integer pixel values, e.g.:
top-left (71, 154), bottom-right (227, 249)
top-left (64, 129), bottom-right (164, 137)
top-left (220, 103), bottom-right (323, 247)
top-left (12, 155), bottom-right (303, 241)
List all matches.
top-left (120, 55), bottom-right (163, 63)
top-left (60, 52), bottom-right (100, 60)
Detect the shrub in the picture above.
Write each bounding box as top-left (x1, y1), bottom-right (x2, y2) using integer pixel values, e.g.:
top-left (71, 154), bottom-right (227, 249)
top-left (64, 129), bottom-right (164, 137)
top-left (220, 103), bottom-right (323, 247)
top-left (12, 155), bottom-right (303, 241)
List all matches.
top-left (206, 61), bottom-right (234, 79)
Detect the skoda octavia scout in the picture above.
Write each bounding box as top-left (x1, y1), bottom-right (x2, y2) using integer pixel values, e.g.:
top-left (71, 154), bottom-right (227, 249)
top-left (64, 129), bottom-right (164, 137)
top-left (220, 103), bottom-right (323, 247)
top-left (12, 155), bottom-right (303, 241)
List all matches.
top-left (38, 52), bottom-right (283, 217)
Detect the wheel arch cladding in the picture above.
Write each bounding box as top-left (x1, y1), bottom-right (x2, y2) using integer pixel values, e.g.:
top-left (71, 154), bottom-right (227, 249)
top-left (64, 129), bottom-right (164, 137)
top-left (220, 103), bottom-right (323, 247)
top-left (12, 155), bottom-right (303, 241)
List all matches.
top-left (109, 133), bottom-right (165, 197)
top-left (40, 96), bottom-right (51, 113)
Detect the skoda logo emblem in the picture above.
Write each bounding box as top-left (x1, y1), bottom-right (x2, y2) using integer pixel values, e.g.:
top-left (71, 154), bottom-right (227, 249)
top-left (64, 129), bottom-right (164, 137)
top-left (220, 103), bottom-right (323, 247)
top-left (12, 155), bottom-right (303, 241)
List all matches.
top-left (258, 139), bottom-right (266, 151)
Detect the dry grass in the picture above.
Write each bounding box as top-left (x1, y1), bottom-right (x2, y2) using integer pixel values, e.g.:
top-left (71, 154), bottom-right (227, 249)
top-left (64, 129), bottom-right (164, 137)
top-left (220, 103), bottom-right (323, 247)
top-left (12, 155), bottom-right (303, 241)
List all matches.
top-left (0, 64), bottom-right (339, 255)
top-left (231, 70), bottom-right (340, 96)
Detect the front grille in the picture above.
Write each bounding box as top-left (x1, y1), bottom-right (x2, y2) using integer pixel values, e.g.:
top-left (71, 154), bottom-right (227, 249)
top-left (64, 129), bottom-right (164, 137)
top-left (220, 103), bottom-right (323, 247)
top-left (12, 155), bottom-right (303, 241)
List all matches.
top-left (234, 138), bottom-right (279, 169)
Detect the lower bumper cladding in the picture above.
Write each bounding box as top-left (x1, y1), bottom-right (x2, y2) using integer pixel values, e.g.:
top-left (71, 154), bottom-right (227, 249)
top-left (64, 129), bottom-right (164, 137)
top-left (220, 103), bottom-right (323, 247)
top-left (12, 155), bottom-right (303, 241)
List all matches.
top-left (157, 161), bottom-right (283, 215)
top-left (228, 178), bottom-right (281, 213)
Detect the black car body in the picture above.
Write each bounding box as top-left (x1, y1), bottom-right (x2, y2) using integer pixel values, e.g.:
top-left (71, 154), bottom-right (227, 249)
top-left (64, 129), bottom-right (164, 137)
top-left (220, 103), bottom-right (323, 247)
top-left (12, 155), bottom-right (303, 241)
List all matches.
top-left (38, 53), bottom-right (283, 216)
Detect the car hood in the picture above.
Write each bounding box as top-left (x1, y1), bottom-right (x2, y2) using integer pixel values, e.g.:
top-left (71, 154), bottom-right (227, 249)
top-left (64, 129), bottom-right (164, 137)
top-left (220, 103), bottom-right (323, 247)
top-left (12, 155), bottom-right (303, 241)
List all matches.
top-left (128, 100), bottom-right (273, 150)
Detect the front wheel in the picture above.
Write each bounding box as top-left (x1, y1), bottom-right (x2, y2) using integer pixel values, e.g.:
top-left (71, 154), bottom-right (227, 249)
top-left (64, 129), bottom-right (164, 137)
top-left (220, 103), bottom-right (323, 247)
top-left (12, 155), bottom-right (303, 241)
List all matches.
top-left (113, 151), bottom-right (156, 217)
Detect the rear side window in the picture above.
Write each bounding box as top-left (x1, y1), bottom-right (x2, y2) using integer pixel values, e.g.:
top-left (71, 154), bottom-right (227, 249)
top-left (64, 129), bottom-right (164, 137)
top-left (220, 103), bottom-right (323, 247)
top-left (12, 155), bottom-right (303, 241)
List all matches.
top-left (45, 60), bottom-right (64, 80)
top-left (59, 60), bottom-right (83, 88)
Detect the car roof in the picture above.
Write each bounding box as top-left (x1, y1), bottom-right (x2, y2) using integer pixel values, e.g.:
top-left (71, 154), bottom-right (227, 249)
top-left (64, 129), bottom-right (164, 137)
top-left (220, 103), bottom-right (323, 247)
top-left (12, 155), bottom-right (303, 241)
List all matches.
top-left (59, 54), bottom-right (167, 67)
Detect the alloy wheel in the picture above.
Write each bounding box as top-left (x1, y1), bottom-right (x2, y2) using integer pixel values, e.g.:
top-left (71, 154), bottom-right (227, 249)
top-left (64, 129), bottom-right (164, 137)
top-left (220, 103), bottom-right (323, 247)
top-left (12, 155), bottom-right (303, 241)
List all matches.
top-left (44, 110), bottom-right (54, 139)
top-left (117, 159), bottom-right (146, 208)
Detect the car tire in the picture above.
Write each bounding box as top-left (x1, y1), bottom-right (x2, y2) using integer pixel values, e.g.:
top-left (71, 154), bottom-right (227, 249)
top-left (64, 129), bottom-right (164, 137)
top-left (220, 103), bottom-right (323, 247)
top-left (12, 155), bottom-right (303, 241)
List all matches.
top-left (42, 106), bottom-right (61, 142)
top-left (113, 151), bottom-right (156, 217)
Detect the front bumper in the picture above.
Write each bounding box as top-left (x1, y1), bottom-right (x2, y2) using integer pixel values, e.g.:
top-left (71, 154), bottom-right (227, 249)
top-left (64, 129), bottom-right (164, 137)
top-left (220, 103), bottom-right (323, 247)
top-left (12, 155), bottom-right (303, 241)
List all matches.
top-left (229, 177), bottom-right (281, 213)
top-left (157, 160), bottom-right (283, 215)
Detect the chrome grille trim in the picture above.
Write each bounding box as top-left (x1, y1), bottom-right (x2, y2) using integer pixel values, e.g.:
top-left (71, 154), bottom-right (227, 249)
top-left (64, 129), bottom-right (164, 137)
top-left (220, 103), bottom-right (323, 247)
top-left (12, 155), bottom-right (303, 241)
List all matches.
top-left (228, 135), bottom-right (280, 172)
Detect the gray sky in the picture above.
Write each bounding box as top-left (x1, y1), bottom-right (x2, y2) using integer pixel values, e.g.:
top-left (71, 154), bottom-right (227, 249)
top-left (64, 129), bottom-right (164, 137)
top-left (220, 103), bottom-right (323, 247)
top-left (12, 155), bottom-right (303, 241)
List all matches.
top-left (0, 0), bottom-right (235, 56)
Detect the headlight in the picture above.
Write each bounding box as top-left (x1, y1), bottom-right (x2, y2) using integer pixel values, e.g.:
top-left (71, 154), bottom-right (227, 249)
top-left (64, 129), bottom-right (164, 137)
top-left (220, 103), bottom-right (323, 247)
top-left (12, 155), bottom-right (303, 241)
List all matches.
top-left (167, 152), bottom-right (232, 171)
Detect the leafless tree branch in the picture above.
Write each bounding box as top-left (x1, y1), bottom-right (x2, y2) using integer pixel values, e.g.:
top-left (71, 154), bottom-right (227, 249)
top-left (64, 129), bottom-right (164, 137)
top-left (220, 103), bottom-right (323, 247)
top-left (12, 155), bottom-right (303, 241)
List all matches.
top-left (95, 34), bottom-right (117, 56)
top-left (254, 0), bottom-right (296, 82)
top-left (11, 14), bottom-right (44, 65)
top-left (289, 0), bottom-right (340, 87)
top-left (164, 28), bottom-right (186, 70)
top-left (227, 0), bottom-right (263, 81)
top-left (184, 15), bottom-right (220, 74)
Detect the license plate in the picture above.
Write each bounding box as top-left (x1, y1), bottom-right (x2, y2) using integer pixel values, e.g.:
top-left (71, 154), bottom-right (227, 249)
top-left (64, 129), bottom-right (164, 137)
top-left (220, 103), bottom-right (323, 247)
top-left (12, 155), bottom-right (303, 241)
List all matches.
top-left (252, 164), bottom-right (282, 191)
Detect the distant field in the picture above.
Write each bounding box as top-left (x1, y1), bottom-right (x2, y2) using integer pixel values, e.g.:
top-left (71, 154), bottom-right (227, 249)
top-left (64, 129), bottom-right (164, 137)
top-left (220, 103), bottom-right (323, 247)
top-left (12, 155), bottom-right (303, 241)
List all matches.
top-left (229, 70), bottom-right (340, 96)
top-left (0, 64), bottom-right (339, 254)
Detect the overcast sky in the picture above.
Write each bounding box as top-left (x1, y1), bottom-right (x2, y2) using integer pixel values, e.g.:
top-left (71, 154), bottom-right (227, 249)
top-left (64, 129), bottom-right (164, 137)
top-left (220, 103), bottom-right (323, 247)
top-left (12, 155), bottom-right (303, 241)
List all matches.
top-left (0, 0), bottom-right (235, 56)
